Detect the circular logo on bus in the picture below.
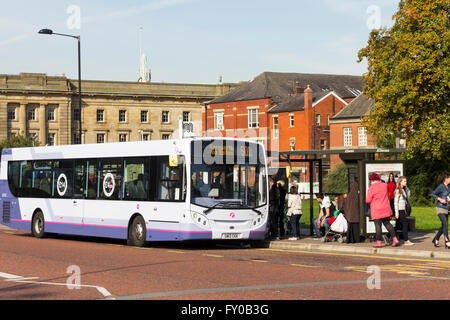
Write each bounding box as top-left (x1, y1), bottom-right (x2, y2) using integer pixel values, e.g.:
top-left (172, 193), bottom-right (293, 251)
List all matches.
top-left (103, 173), bottom-right (115, 198)
top-left (57, 173), bottom-right (68, 196)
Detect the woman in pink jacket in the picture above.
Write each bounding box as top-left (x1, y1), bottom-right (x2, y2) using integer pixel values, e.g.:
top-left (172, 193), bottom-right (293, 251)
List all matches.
top-left (366, 172), bottom-right (399, 247)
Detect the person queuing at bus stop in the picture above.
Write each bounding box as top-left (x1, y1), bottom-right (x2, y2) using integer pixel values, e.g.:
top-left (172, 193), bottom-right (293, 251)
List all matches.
top-left (268, 177), bottom-right (280, 240)
top-left (366, 172), bottom-right (400, 248)
top-left (312, 193), bottom-right (333, 239)
top-left (344, 180), bottom-right (361, 243)
top-left (394, 176), bottom-right (414, 246)
top-left (277, 180), bottom-right (287, 239)
top-left (430, 172), bottom-right (450, 249)
top-left (287, 185), bottom-right (302, 240)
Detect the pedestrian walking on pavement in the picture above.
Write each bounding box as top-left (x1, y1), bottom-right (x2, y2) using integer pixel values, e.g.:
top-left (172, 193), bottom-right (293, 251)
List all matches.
top-left (366, 172), bottom-right (400, 248)
top-left (287, 185), bottom-right (302, 240)
top-left (430, 172), bottom-right (450, 249)
top-left (344, 180), bottom-right (361, 243)
top-left (394, 176), bottom-right (414, 246)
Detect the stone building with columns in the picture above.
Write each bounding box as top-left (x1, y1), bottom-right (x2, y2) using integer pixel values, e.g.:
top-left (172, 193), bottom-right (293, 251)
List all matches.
top-left (0, 73), bottom-right (239, 145)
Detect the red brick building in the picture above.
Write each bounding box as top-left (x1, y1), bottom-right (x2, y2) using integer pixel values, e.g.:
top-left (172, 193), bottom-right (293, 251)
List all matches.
top-left (329, 93), bottom-right (377, 170)
top-left (203, 72), bottom-right (363, 175)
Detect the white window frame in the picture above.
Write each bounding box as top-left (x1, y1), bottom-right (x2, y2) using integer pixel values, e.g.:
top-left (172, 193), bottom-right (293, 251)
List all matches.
top-left (272, 116), bottom-right (279, 139)
top-left (119, 133), bottom-right (127, 142)
top-left (289, 114), bottom-right (294, 127)
top-left (248, 108), bottom-right (259, 128)
top-left (316, 114), bottom-right (320, 126)
top-left (162, 111), bottom-right (170, 123)
top-left (358, 126), bottom-right (367, 146)
top-left (344, 127), bottom-right (352, 147)
top-left (214, 111), bottom-right (224, 130)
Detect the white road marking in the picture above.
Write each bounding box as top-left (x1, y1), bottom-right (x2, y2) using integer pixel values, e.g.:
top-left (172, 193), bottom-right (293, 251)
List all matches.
top-left (0, 271), bottom-right (113, 298)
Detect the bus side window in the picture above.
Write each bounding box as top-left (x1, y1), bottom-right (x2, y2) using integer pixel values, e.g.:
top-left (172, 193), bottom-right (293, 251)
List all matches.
top-left (156, 156), bottom-right (185, 201)
top-left (123, 158), bottom-right (149, 200)
top-left (98, 159), bottom-right (123, 200)
top-left (53, 160), bottom-right (74, 198)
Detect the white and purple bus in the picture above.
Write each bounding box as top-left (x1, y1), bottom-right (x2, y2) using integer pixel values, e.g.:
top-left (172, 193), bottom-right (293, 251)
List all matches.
top-left (0, 138), bottom-right (268, 246)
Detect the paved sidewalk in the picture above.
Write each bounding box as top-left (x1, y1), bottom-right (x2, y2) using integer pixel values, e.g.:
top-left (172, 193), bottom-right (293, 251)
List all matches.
top-left (268, 228), bottom-right (450, 260)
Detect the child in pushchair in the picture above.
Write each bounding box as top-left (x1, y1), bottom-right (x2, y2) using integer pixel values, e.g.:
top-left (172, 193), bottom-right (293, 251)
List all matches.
top-left (321, 210), bottom-right (348, 243)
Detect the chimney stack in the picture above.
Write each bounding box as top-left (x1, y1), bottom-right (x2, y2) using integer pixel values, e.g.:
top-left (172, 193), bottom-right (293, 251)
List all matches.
top-left (304, 85), bottom-right (312, 108)
top-left (294, 81), bottom-right (305, 95)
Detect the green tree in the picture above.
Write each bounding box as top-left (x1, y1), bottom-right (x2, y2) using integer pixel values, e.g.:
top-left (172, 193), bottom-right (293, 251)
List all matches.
top-left (358, 0), bottom-right (449, 160)
top-left (324, 164), bottom-right (350, 194)
top-left (0, 135), bottom-right (40, 156)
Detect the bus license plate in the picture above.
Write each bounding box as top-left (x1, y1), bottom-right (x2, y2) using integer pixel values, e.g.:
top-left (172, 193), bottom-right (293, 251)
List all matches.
top-left (222, 233), bottom-right (240, 239)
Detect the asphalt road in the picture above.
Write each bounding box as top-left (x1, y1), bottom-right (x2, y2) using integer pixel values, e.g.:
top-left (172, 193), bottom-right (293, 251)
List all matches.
top-left (0, 226), bottom-right (449, 301)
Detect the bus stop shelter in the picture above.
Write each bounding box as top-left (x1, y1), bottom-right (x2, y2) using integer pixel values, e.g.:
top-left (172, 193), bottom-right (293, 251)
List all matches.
top-left (272, 147), bottom-right (406, 237)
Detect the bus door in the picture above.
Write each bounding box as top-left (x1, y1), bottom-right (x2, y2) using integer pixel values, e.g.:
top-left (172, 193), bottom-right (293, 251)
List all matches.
top-left (71, 160), bottom-right (87, 228)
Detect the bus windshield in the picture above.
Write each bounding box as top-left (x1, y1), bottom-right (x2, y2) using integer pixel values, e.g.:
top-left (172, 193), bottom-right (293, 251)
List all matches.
top-left (191, 140), bottom-right (267, 210)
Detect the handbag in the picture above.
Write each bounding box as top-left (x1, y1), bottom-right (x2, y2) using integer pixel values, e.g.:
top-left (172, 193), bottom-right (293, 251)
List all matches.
top-left (404, 189), bottom-right (412, 216)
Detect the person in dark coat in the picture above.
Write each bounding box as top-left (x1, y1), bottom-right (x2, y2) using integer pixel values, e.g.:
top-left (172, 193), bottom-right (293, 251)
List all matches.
top-left (268, 178), bottom-right (280, 240)
top-left (344, 180), bottom-right (361, 243)
top-left (277, 180), bottom-right (287, 238)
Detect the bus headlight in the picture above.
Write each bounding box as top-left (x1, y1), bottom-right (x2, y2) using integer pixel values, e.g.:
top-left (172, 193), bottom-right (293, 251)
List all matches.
top-left (191, 211), bottom-right (210, 228)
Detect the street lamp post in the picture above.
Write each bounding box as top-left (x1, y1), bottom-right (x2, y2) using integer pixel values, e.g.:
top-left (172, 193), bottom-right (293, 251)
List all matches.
top-left (38, 28), bottom-right (82, 144)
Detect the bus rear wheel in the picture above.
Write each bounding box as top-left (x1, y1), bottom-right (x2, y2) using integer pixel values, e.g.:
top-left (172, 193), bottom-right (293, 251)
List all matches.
top-left (31, 211), bottom-right (46, 238)
top-left (128, 216), bottom-right (147, 247)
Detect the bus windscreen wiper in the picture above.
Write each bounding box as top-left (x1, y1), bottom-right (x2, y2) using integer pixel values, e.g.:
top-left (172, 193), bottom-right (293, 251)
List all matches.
top-left (236, 203), bottom-right (261, 215)
top-left (203, 200), bottom-right (243, 214)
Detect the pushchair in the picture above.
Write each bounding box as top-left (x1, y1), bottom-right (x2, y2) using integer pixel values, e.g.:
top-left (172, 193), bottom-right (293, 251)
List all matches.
top-left (321, 212), bottom-right (348, 243)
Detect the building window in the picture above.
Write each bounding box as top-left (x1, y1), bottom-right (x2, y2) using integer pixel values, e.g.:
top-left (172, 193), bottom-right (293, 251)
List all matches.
top-left (162, 134), bottom-right (170, 140)
top-left (320, 139), bottom-right (327, 150)
top-left (248, 108), bottom-right (259, 128)
top-left (327, 115), bottom-right (330, 126)
top-left (316, 114), bottom-right (320, 126)
top-left (183, 111), bottom-right (190, 122)
top-left (290, 138), bottom-right (295, 151)
top-left (358, 127), bottom-right (367, 146)
top-left (47, 108), bottom-right (55, 121)
top-left (141, 110), bottom-right (148, 123)
top-left (344, 127), bottom-right (352, 147)
top-left (142, 134), bottom-right (149, 141)
top-left (97, 134), bottom-right (105, 144)
top-left (97, 110), bottom-right (104, 122)
top-left (7, 107), bottom-right (16, 121)
top-left (73, 134), bottom-right (81, 145)
top-left (162, 111), bottom-right (169, 123)
top-left (74, 109), bottom-right (80, 121)
top-left (47, 133), bottom-right (56, 146)
top-left (289, 115), bottom-right (294, 127)
top-left (119, 134), bottom-right (127, 142)
top-left (119, 110), bottom-right (126, 123)
top-left (27, 108), bottom-right (36, 121)
top-left (214, 111), bottom-right (224, 130)
top-left (273, 116), bottom-right (279, 139)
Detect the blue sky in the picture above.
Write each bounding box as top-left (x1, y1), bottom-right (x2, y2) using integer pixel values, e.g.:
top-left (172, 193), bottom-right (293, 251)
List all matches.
top-left (0, 0), bottom-right (399, 84)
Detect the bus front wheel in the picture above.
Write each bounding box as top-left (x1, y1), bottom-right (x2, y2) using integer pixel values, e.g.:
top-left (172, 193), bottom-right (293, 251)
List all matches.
top-left (31, 211), bottom-right (46, 238)
top-left (128, 216), bottom-right (147, 247)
